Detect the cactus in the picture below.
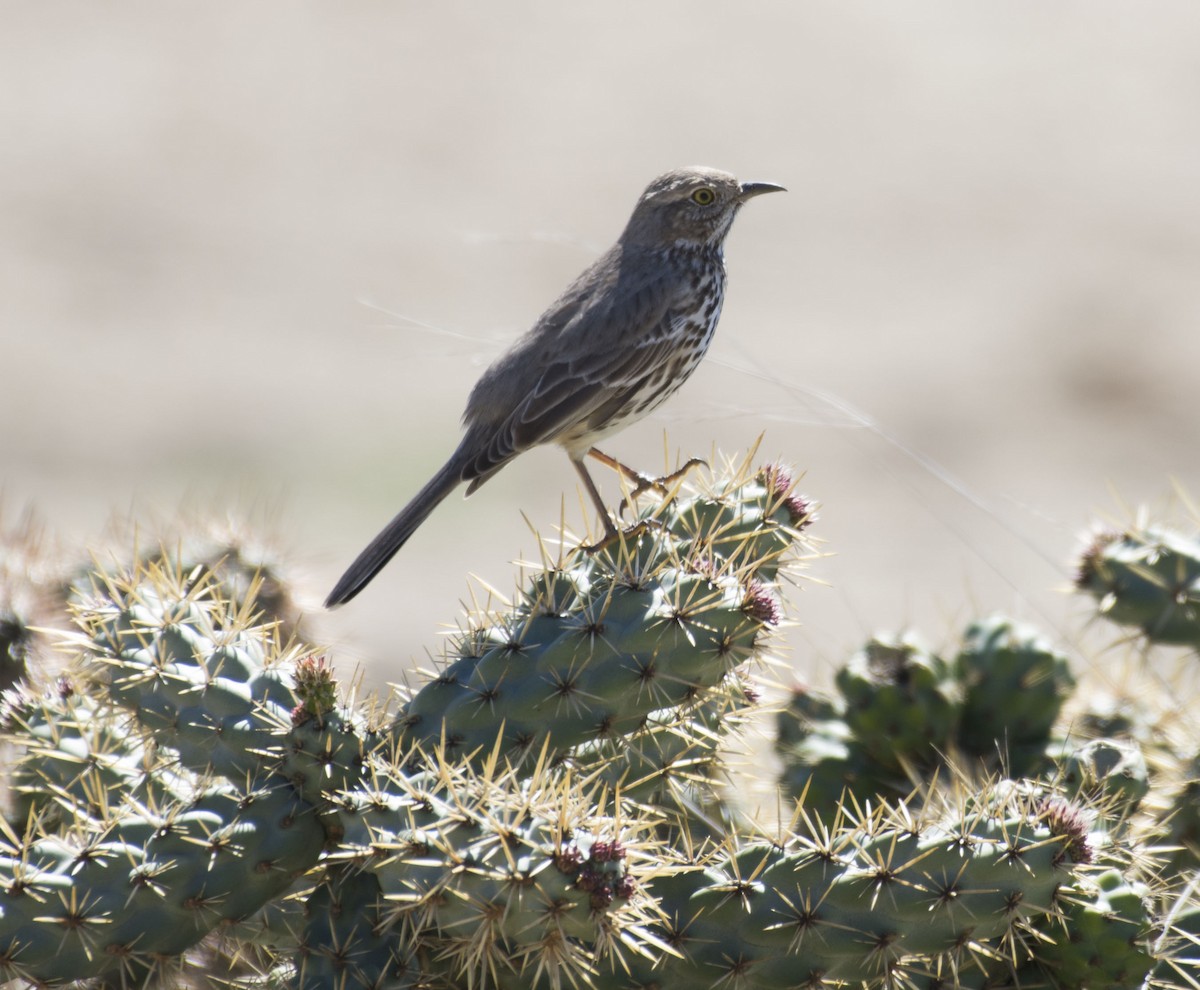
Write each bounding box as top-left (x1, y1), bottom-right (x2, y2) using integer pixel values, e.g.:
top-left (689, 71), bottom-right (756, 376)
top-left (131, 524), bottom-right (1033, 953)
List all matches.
top-left (775, 684), bottom-right (897, 809)
top-left (571, 669), bottom-right (762, 837)
top-left (309, 759), bottom-right (658, 990)
top-left (0, 456), bottom-right (1196, 988)
top-left (0, 779), bottom-right (324, 986)
top-left (1035, 867), bottom-right (1155, 989)
top-left (835, 631), bottom-right (960, 773)
top-left (954, 614), bottom-right (1076, 771)
top-left (1076, 525), bottom-right (1200, 648)
top-left (0, 464), bottom-right (819, 987)
top-left (776, 615), bottom-right (1077, 808)
top-left (5, 681), bottom-right (192, 830)
top-left (394, 463), bottom-right (803, 771)
top-left (1052, 736), bottom-right (1151, 812)
top-left (0, 558), bottom-right (347, 985)
top-left (631, 785), bottom-right (1095, 990)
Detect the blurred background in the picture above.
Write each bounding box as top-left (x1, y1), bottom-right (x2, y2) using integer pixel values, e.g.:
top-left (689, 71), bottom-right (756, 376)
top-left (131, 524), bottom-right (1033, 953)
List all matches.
top-left (3, 2), bottom-right (1198, 687)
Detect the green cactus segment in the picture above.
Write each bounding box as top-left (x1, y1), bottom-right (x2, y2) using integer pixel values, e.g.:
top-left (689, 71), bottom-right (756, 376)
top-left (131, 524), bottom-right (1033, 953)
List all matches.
top-left (325, 760), bottom-right (659, 990)
top-left (1033, 868), bottom-right (1154, 990)
top-left (835, 633), bottom-right (960, 772)
top-left (397, 476), bottom-right (807, 767)
top-left (777, 616), bottom-right (1078, 810)
top-left (4, 685), bottom-right (191, 830)
top-left (297, 868), bottom-right (411, 990)
top-left (70, 563), bottom-right (370, 802)
top-left (576, 671), bottom-right (759, 818)
top-left (775, 631), bottom-right (962, 810)
top-left (775, 683), bottom-right (845, 748)
top-left (911, 959), bottom-right (1042, 989)
top-left (1052, 737), bottom-right (1150, 812)
top-left (279, 709), bottom-right (374, 803)
top-left (403, 575), bottom-right (754, 760)
top-left (661, 463), bottom-right (811, 583)
top-left (636, 794), bottom-right (1081, 990)
top-left (80, 569), bottom-right (296, 779)
top-left (0, 559), bottom-right (337, 987)
top-left (318, 775), bottom-right (1095, 990)
top-left (1077, 526), bottom-right (1200, 647)
top-left (0, 782), bottom-right (325, 987)
top-left (67, 522), bottom-right (306, 639)
top-left (774, 688), bottom-right (894, 810)
top-left (955, 615), bottom-right (1075, 769)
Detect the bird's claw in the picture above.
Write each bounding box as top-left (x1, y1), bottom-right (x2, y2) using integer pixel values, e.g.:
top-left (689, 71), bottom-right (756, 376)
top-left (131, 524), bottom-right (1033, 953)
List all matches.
top-left (616, 457), bottom-right (709, 518)
top-left (581, 518), bottom-right (666, 554)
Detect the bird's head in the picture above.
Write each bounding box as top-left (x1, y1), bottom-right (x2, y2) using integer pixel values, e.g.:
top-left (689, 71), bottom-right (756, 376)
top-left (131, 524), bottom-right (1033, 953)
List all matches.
top-left (623, 166), bottom-right (785, 249)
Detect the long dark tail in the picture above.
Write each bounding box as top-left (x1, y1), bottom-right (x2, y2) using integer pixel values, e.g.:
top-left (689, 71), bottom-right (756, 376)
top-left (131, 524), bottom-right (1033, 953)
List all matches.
top-left (325, 456), bottom-right (467, 608)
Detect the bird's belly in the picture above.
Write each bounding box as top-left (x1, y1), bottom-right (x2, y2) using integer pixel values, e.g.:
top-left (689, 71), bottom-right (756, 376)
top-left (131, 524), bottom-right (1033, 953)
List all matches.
top-left (559, 308), bottom-right (721, 453)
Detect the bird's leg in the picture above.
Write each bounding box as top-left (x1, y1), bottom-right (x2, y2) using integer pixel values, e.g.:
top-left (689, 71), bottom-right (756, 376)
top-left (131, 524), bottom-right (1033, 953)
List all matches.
top-left (587, 447), bottom-right (708, 517)
top-left (585, 448), bottom-right (654, 490)
top-left (571, 455), bottom-right (668, 552)
top-left (571, 457), bottom-right (620, 541)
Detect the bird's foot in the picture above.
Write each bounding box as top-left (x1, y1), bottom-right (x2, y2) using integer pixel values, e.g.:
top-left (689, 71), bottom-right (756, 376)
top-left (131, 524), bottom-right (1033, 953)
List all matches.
top-left (581, 517), bottom-right (666, 554)
top-left (616, 457), bottom-right (708, 518)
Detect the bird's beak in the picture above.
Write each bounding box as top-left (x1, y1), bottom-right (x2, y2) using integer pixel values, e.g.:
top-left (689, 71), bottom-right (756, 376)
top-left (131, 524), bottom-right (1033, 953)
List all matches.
top-left (738, 181), bottom-right (787, 202)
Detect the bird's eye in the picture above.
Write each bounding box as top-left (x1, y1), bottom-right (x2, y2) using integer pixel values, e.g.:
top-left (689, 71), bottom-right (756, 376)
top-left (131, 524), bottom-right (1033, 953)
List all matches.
top-left (691, 187), bottom-right (716, 206)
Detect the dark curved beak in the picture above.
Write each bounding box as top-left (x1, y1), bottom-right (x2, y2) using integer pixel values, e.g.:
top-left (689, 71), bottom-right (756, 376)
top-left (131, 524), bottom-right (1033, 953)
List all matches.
top-left (738, 181), bottom-right (787, 202)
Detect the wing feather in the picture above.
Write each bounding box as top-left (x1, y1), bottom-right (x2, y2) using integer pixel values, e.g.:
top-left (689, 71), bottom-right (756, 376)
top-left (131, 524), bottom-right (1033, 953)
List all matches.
top-left (460, 245), bottom-right (691, 488)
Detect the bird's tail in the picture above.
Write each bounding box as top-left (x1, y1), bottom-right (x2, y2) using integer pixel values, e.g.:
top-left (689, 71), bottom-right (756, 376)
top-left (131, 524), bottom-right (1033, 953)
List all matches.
top-left (325, 456), bottom-right (466, 608)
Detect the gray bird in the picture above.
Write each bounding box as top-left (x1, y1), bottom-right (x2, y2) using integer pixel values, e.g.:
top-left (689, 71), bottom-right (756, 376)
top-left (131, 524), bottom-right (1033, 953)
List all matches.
top-left (326, 166), bottom-right (784, 607)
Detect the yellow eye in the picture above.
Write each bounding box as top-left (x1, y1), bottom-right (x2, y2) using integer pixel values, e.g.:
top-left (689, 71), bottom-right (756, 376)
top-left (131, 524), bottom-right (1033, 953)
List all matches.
top-left (691, 187), bottom-right (716, 205)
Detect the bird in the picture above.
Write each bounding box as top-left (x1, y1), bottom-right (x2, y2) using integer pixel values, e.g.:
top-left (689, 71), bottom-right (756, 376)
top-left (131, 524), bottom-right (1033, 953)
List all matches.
top-left (325, 166), bottom-right (784, 607)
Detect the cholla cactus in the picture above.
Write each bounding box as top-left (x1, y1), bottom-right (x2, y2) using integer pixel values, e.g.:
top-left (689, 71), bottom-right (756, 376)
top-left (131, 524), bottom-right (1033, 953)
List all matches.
top-left (775, 614), bottom-right (1076, 810)
top-left (1076, 524), bottom-right (1200, 648)
top-left (394, 459), bottom-right (803, 770)
top-left (954, 614), bottom-right (1076, 769)
top-left (0, 454), bottom-right (1192, 988)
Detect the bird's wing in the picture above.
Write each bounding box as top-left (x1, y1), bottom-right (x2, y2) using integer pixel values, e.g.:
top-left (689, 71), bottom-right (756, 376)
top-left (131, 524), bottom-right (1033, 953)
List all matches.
top-left (519, 330), bottom-right (682, 439)
top-left (461, 300), bottom-right (687, 486)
